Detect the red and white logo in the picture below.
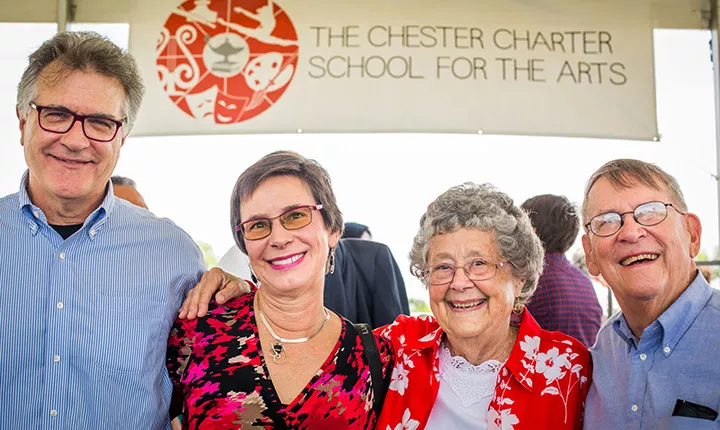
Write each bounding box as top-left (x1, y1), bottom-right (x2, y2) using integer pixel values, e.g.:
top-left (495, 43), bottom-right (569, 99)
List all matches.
top-left (156, 0), bottom-right (299, 124)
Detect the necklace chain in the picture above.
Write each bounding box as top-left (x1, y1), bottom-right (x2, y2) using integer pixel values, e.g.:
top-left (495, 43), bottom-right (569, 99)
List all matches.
top-left (257, 304), bottom-right (330, 364)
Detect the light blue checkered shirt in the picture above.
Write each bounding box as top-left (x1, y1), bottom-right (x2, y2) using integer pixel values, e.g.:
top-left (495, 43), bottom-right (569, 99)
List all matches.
top-left (0, 172), bottom-right (205, 429)
top-left (584, 272), bottom-right (720, 429)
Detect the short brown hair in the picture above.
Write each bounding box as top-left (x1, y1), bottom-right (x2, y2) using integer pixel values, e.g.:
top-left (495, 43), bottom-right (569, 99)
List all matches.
top-left (582, 159), bottom-right (688, 224)
top-left (522, 194), bottom-right (578, 254)
top-left (230, 151), bottom-right (343, 254)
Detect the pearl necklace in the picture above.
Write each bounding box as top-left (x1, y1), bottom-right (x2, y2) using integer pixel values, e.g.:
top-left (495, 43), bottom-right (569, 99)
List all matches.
top-left (257, 306), bottom-right (330, 364)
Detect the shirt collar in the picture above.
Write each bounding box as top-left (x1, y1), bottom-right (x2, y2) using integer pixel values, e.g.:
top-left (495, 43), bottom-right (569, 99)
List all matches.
top-left (401, 311), bottom-right (542, 392)
top-left (18, 170), bottom-right (116, 239)
top-left (656, 271), bottom-right (712, 356)
top-left (611, 314), bottom-right (638, 349)
top-left (505, 309), bottom-right (542, 392)
top-left (544, 252), bottom-right (568, 266)
top-left (401, 314), bottom-right (445, 351)
top-left (612, 271), bottom-right (712, 356)
top-left (18, 170), bottom-right (34, 208)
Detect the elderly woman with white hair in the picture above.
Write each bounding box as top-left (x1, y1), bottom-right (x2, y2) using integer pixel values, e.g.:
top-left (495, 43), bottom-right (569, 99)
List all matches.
top-left (376, 183), bottom-right (591, 429)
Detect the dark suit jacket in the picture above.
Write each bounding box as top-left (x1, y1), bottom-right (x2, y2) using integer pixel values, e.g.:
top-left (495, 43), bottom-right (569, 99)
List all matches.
top-left (324, 239), bottom-right (410, 329)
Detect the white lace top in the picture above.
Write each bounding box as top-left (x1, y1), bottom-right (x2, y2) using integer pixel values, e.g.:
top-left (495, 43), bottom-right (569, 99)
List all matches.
top-left (426, 343), bottom-right (503, 429)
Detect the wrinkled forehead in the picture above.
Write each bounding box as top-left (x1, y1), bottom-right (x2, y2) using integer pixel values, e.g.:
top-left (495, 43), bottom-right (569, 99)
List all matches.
top-left (427, 228), bottom-right (499, 260)
top-left (585, 174), bottom-right (670, 215)
top-left (35, 61), bottom-right (126, 116)
top-left (37, 61), bottom-right (75, 88)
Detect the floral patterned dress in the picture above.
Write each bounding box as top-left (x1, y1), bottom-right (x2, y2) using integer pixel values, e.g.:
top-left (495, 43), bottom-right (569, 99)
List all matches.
top-left (375, 311), bottom-right (591, 430)
top-left (167, 292), bottom-right (394, 429)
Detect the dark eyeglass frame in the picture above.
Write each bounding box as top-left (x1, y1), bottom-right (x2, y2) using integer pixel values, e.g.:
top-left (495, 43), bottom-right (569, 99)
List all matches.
top-left (235, 204), bottom-right (324, 241)
top-left (30, 102), bottom-right (125, 142)
top-left (584, 201), bottom-right (684, 237)
top-left (420, 259), bottom-right (511, 286)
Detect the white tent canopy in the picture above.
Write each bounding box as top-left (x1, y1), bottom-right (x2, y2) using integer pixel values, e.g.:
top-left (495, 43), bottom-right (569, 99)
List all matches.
top-left (0, 0), bottom-right (711, 30)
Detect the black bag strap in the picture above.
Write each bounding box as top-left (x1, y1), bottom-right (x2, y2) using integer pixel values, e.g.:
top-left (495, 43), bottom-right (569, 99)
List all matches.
top-left (354, 323), bottom-right (386, 416)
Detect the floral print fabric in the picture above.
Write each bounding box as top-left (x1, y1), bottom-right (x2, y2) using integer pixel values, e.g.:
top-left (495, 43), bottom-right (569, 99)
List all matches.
top-left (167, 292), bottom-right (394, 429)
top-left (376, 311), bottom-right (591, 430)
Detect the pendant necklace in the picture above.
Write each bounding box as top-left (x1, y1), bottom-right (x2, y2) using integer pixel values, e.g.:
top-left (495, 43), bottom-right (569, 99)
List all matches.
top-left (257, 306), bottom-right (330, 364)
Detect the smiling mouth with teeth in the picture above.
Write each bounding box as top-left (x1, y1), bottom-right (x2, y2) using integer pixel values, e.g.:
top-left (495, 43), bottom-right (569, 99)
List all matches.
top-left (621, 254), bottom-right (659, 266)
top-left (449, 299), bottom-right (486, 309)
top-left (270, 253), bottom-right (304, 265)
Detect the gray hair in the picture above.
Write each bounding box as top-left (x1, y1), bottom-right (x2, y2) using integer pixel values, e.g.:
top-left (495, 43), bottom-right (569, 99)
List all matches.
top-left (110, 175), bottom-right (137, 188)
top-left (581, 159), bottom-right (688, 224)
top-left (16, 31), bottom-right (145, 129)
top-left (230, 151), bottom-right (344, 255)
top-left (410, 183), bottom-right (545, 305)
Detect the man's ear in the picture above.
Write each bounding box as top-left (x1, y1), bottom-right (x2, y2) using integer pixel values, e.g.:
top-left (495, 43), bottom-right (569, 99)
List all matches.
top-left (17, 106), bottom-right (26, 146)
top-left (120, 125), bottom-right (132, 147)
top-left (684, 213), bottom-right (702, 258)
top-left (582, 234), bottom-right (601, 276)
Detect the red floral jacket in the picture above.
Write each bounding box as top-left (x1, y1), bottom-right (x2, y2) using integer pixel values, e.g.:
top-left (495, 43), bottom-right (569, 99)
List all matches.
top-left (376, 311), bottom-right (591, 430)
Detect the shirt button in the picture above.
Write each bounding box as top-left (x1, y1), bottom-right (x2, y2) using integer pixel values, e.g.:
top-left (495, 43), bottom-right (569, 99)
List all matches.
top-left (89, 229), bottom-right (96, 236)
top-left (631, 404), bottom-right (639, 412)
top-left (59, 252), bottom-right (66, 260)
top-left (56, 302), bottom-right (64, 310)
top-left (639, 353), bottom-right (647, 361)
top-left (33, 211), bottom-right (39, 218)
top-left (663, 346), bottom-right (671, 354)
top-left (50, 409), bottom-right (57, 417)
top-left (53, 355), bottom-right (61, 363)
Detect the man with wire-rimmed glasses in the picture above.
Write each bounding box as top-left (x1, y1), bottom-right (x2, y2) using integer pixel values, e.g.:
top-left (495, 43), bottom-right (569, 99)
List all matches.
top-left (581, 159), bottom-right (720, 429)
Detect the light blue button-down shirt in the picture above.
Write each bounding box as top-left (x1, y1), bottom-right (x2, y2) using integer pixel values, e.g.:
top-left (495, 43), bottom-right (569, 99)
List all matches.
top-left (0, 173), bottom-right (205, 430)
top-left (584, 272), bottom-right (720, 429)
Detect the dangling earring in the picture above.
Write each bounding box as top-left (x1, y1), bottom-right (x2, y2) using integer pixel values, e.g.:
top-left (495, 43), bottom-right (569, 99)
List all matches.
top-left (512, 296), bottom-right (524, 315)
top-left (249, 264), bottom-right (260, 287)
top-left (328, 248), bottom-right (336, 274)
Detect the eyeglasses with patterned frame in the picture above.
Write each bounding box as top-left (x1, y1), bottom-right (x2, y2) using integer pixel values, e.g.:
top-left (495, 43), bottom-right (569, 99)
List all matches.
top-left (30, 102), bottom-right (125, 142)
top-left (421, 259), bottom-right (511, 286)
top-left (584, 201), bottom-right (685, 237)
top-left (235, 204), bottom-right (324, 241)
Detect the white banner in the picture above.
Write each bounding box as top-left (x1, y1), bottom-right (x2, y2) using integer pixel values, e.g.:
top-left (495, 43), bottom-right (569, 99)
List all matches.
top-left (128, 0), bottom-right (657, 140)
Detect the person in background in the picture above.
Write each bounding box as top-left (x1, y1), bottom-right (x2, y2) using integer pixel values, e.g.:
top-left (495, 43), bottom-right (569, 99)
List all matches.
top-left (0, 31), bottom-right (240, 430)
top-left (521, 194), bottom-right (602, 347)
top-left (343, 221), bottom-right (372, 240)
top-left (111, 175), bottom-right (148, 209)
top-left (324, 236), bottom-right (410, 328)
top-left (167, 151), bottom-right (393, 428)
top-left (581, 159), bottom-right (720, 429)
top-left (216, 243), bottom-right (253, 280)
top-left (377, 183), bottom-right (591, 429)
top-left (699, 266), bottom-right (713, 284)
top-left (571, 248), bottom-right (619, 322)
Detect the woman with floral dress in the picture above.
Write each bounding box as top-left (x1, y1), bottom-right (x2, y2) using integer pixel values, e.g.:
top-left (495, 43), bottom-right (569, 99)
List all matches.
top-left (376, 183), bottom-right (591, 430)
top-left (166, 151), bottom-right (393, 429)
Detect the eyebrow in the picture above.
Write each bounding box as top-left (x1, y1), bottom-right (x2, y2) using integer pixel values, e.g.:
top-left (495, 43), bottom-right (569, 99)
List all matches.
top-left (43, 104), bottom-right (122, 122)
top-left (242, 204), bottom-right (313, 222)
top-left (430, 250), bottom-right (488, 262)
top-left (590, 208), bottom-right (617, 218)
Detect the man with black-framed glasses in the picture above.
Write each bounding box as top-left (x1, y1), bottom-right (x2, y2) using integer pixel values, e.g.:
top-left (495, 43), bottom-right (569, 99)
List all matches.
top-left (581, 159), bottom-right (720, 429)
top-left (0, 31), bottom-right (242, 430)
